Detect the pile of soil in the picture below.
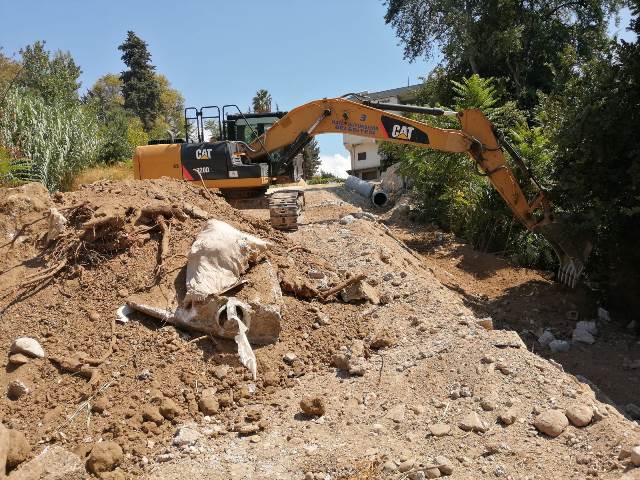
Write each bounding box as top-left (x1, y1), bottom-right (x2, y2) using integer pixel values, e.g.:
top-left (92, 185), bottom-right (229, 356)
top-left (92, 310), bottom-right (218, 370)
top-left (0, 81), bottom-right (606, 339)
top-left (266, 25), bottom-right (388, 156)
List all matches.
top-left (0, 179), bottom-right (371, 477)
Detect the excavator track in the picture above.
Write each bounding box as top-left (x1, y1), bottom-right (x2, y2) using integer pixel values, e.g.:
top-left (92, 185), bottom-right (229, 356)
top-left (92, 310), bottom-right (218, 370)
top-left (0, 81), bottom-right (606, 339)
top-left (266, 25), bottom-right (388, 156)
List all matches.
top-left (269, 190), bottom-right (304, 231)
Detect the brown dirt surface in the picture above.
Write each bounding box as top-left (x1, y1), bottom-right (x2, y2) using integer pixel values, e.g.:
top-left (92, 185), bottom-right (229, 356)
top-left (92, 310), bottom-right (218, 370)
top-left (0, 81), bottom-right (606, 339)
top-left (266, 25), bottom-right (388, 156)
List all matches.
top-left (0, 180), bottom-right (639, 479)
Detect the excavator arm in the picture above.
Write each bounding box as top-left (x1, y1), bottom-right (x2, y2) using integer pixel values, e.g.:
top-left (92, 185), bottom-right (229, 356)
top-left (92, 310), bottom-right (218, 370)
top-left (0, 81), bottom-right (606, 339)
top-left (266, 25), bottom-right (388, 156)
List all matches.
top-left (244, 97), bottom-right (590, 286)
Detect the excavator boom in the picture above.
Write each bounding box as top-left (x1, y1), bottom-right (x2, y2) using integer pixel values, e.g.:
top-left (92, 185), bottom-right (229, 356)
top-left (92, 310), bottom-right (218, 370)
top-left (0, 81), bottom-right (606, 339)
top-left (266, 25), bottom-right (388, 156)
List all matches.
top-left (243, 97), bottom-right (589, 286)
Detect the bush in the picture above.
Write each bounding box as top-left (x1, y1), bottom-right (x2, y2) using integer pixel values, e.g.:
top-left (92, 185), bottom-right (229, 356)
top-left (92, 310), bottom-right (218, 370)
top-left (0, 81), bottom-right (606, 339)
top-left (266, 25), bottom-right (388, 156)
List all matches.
top-left (380, 75), bottom-right (555, 268)
top-left (0, 88), bottom-right (99, 191)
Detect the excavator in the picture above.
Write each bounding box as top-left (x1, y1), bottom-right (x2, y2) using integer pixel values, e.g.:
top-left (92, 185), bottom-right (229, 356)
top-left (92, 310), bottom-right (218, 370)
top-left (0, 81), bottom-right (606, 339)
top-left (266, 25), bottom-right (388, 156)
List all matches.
top-left (133, 96), bottom-right (591, 287)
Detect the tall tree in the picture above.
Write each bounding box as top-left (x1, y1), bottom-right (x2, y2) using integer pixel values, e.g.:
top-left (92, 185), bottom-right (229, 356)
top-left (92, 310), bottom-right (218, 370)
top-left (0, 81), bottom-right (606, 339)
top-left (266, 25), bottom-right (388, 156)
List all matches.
top-left (384, 0), bottom-right (621, 108)
top-left (302, 139), bottom-right (321, 179)
top-left (84, 73), bottom-right (123, 121)
top-left (118, 31), bottom-right (161, 131)
top-left (153, 74), bottom-right (185, 138)
top-left (0, 49), bottom-right (20, 94)
top-left (252, 89), bottom-right (272, 113)
top-left (16, 41), bottom-right (81, 106)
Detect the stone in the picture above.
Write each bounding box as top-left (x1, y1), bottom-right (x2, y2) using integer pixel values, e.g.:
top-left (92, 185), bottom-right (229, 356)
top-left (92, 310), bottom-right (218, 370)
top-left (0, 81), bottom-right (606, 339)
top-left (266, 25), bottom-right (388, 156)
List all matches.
top-left (387, 403), bottom-right (406, 423)
top-left (435, 455), bottom-right (454, 475)
top-left (8, 353), bottom-right (30, 366)
top-left (7, 380), bottom-right (29, 400)
top-left (631, 446), bottom-right (640, 466)
top-left (86, 441), bottom-right (123, 474)
top-left (10, 337), bottom-right (45, 358)
top-left (476, 317), bottom-right (493, 330)
top-left (372, 423), bottom-right (385, 434)
top-left (533, 410), bottom-right (569, 437)
top-left (300, 396), bottom-right (326, 416)
top-left (141, 405), bottom-right (164, 425)
top-left (7, 429), bottom-right (29, 469)
top-left (572, 328), bottom-right (595, 344)
top-left (238, 424), bottom-right (260, 436)
top-left (212, 365), bottom-right (229, 380)
top-left (458, 412), bottom-right (489, 432)
top-left (307, 269), bottom-right (325, 279)
top-left (565, 404), bottom-right (593, 427)
top-left (88, 311), bottom-right (101, 322)
top-left (481, 399), bottom-right (497, 411)
top-left (341, 279), bottom-right (380, 305)
top-left (339, 214), bottom-right (355, 225)
top-left (576, 320), bottom-right (598, 335)
top-left (598, 307), bottom-right (610, 322)
top-left (538, 330), bottom-right (555, 346)
top-left (331, 353), bottom-right (350, 370)
top-left (9, 445), bottom-right (84, 479)
top-left (429, 423), bottom-right (451, 437)
top-left (283, 352), bottom-right (297, 365)
top-left (370, 329), bottom-right (396, 349)
top-left (159, 397), bottom-right (182, 420)
top-left (316, 312), bottom-right (331, 326)
top-left (498, 408), bottom-right (518, 426)
top-left (382, 461), bottom-right (397, 473)
top-left (91, 397), bottom-right (108, 414)
top-left (198, 397), bottom-right (219, 416)
top-left (425, 467), bottom-right (442, 478)
top-left (549, 339), bottom-right (570, 353)
top-left (173, 425), bottom-right (201, 447)
top-left (398, 459), bottom-right (415, 472)
top-left (137, 369), bottom-right (152, 380)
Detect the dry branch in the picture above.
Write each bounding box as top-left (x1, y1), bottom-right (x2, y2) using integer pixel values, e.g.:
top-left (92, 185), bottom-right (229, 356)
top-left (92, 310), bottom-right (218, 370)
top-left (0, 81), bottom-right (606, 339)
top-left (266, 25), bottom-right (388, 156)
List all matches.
top-left (320, 273), bottom-right (366, 299)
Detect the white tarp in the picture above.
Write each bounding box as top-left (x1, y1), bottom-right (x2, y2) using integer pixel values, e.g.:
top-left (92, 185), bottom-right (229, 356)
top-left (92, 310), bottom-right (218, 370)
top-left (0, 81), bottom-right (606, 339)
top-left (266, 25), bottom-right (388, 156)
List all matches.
top-left (185, 219), bottom-right (268, 303)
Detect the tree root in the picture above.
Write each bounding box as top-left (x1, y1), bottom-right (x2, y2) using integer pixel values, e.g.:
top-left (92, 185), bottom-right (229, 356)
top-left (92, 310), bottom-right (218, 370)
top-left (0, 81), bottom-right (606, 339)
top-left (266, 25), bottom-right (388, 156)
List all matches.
top-left (48, 317), bottom-right (116, 389)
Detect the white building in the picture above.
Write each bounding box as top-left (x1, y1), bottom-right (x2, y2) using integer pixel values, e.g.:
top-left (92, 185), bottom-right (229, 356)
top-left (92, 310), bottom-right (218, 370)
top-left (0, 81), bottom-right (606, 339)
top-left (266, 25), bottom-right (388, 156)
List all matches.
top-left (343, 85), bottom-right (420, 180)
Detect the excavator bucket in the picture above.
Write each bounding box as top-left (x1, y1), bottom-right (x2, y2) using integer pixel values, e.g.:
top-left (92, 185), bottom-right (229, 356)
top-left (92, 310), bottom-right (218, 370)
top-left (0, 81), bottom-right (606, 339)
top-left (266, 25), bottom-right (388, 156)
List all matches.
top-left (535, 219), bottom-right (593, 288)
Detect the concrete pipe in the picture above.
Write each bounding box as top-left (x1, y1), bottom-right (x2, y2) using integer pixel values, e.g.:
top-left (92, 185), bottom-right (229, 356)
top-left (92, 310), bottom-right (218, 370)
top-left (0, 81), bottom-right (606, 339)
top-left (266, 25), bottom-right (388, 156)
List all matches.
top-left (345, 175), bottom-right (388, 207)
top-left (345, 175), bottom-right (374, 198)
top-left (371, 189), bottom-right (388, 207)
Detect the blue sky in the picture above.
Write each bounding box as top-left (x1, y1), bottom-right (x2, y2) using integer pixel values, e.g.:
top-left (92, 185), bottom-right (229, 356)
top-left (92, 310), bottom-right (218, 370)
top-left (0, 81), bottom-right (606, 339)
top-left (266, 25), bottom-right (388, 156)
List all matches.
top-left (0, 1), bottom-right (634, 176)
top-left (0, 0), bottom-right (435, 176)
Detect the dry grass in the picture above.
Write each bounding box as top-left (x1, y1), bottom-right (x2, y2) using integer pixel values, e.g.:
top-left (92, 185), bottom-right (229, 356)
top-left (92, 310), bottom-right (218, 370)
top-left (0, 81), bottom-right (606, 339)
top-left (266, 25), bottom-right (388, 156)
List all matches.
top-left (71, 162), bottom-right (133, 190)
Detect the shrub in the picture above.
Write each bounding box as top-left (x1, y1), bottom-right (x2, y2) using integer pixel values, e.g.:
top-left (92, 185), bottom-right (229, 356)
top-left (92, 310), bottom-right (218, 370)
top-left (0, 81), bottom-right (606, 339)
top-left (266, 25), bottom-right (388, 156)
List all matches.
top-left (0, 88), bottom-right (99, 191)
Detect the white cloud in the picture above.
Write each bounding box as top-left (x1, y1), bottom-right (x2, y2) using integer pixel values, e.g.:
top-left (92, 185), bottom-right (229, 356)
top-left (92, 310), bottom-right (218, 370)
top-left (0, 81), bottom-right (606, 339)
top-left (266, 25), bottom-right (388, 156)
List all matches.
top-left (319, 153), bottom-right (350, 178)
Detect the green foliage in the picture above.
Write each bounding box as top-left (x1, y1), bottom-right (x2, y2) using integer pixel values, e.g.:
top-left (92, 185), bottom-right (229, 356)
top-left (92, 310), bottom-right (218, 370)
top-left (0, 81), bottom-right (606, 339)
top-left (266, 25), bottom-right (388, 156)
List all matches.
top-left (307, 170), bottom-right (344, 185)
top-left (0, 88), bottom-right (98, 191)
top-left (0, 49), bottom-right (21, 94)
top-left (119, 31), bottom-right (161, 131)
top-left (252, 89), bottom-right (272, 113)
top-left (380, 75), bottom-right (554, 267)
top-left (537, 8), bottom-right (640, 295)
top-left (384, 0), bottom-right (621, 108)
top-left (302, 139), bottom-right (321, 179)
top-left (16, 41), bottom-right (81, 107)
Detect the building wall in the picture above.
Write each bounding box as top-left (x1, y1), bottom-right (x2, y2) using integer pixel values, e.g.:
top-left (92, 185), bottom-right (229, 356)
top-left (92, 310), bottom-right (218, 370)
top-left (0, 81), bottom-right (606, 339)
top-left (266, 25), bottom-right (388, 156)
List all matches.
top-left (344, 92), bottom-right (411, 180)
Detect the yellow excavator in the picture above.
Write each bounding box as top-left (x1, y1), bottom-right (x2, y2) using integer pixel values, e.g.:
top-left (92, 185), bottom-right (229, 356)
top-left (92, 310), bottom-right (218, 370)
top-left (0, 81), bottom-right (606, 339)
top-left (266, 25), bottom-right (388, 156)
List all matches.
top-left (133, 96), bottom-right (591, 286)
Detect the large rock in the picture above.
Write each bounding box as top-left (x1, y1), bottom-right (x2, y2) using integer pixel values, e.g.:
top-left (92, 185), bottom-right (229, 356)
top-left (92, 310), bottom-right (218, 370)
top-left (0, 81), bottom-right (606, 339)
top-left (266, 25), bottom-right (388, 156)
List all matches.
top-left (7, 380), bottom-right (29, 400)
top-left (172, 425), bottom-right (201, 447)
top-left (86, 441), bottom-right (123, 474)
top-left (340, 280), bottom-right (380, 305)
top-left (458, 412), bottom-right (489, 433)
top-left (10, 337), bottom-right (45, 358)
top-left (7, 429), bottom-right (29, 469)
top-left (565, 404), bottom-right (593, 427)
top-left (300, 396), bottom-right (326, 417)
top-left (8, 445), bottom-right (84, 479)
top-left (533, 410), bottom-right (569, 437)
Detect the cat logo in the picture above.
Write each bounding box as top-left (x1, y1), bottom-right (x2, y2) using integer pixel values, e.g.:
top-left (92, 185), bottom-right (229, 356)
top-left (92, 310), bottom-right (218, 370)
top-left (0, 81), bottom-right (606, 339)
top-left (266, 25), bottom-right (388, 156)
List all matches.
top-left (381, 115), bottom-right (429, 144)
top-left (391, 124), bottom-right (415, 140)
top-left (195, 148), bottom-right (213, 160)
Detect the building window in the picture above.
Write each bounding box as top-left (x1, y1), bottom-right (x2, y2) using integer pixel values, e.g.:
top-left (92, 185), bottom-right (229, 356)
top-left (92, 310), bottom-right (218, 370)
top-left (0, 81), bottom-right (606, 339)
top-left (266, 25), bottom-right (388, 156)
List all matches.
top-left (357, 152), bottom-right (367, 161)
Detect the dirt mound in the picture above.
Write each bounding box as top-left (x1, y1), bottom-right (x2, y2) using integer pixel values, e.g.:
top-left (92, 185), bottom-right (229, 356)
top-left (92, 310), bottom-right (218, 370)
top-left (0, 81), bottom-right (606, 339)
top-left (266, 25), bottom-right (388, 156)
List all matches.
top-left (0, 179), bottom-right (367, 477)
